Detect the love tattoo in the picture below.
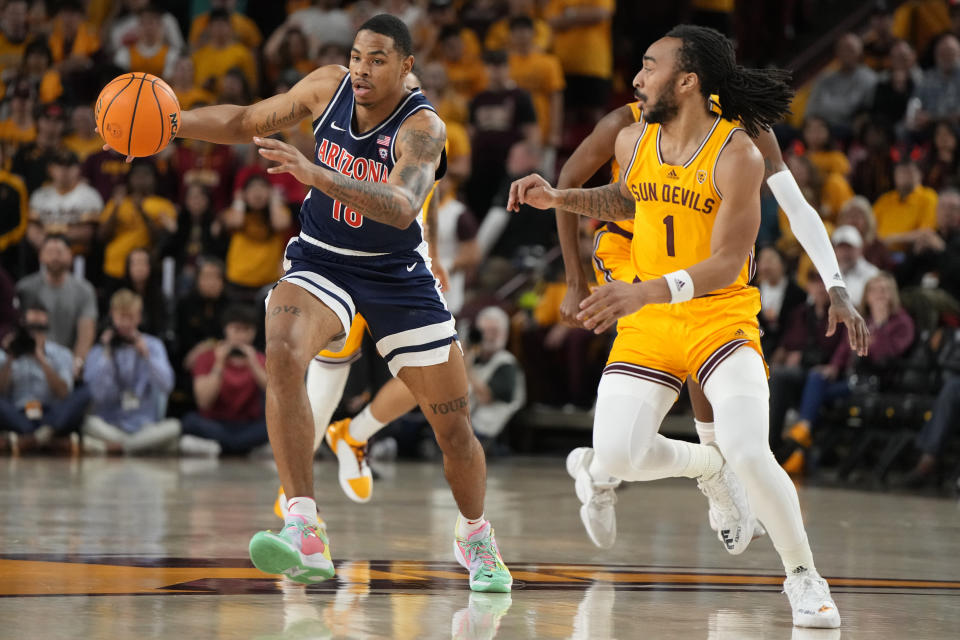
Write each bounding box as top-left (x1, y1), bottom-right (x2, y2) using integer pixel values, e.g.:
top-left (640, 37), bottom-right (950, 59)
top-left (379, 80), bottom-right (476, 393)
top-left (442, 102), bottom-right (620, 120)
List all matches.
top-left (270, 305), bottom-right (302, 317)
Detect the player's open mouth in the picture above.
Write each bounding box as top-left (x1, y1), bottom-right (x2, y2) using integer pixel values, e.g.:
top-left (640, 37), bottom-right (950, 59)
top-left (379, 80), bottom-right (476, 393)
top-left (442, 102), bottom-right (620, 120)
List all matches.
top-left (354, 82), bottom-right (373, 97)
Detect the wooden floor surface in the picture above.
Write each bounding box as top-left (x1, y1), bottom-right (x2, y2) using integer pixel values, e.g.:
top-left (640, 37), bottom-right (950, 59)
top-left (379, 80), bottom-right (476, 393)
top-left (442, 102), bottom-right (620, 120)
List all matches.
top-left (1, 456), bottom-right (958, 639)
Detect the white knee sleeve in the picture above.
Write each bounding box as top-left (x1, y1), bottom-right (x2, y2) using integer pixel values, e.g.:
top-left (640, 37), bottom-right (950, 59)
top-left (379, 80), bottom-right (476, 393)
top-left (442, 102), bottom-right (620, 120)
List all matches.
top-left (305, 360), bottom-right (351, 451)
top-left (703, 348), bottom-right (814, 572)
top-left (592, 373), bottom-right (700, 482)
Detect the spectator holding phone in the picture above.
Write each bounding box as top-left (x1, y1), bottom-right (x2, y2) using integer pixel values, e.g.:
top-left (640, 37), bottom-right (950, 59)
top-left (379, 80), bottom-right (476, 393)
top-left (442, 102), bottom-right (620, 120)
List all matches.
top-left (81, 289), bottom-right (178, 454)
top-left (178, 305), bottom-right (268, 456)
top-left (0, 301), bottom-right (89, 453)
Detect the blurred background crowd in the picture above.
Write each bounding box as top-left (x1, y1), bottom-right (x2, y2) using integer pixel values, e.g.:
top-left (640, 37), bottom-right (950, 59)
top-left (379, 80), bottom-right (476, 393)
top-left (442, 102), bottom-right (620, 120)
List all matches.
top-left (0, 0), bottom-right (959, 493)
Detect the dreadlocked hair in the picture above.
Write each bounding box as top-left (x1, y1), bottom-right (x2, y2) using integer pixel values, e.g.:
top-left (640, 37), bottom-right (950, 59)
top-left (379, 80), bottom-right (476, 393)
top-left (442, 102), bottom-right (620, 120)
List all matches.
top-left (665, 25), bottom-right (793, 138)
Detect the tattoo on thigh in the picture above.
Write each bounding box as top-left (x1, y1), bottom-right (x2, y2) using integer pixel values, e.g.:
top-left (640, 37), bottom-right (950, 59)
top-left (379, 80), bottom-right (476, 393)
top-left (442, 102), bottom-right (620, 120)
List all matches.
top-left (429, 395), bottom-right (469, 415)
top-left (270, 305), bottom-right (302, 317)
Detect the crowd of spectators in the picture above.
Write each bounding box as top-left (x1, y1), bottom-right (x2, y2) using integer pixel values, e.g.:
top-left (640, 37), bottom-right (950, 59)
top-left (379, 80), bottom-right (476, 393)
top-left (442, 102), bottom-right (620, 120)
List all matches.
top-left (0, 0), bottom-right (957, 491)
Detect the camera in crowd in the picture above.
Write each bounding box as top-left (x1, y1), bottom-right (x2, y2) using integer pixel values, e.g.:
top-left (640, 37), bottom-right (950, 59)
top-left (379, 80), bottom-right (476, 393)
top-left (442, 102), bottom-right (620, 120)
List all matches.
top-left (5, 327), bottom-right (37, 358)
top-left (108, 327), bottom-right (136, 349)
top-left (468, 325), bottom-right (483, 347)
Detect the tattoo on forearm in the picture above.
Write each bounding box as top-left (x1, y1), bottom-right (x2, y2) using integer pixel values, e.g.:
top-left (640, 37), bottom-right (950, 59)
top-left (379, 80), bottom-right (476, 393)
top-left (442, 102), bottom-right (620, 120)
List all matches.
top-left (558, 183), bottom-right (636, 221)
top-left (255, 102), bottom-right (311, 135)
top-left (429, 395), bottom-right (469, 415)
top-left (324, 172), bottom-right (411, 227)
top-left (270, 305), bottom-right (301, 317)
top-left (320, 121), bottom-right (445, 228)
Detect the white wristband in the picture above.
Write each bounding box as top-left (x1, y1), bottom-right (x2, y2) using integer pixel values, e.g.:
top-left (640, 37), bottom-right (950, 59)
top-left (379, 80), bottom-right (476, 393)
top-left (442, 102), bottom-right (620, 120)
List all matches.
top-left (664, 269), bottom-right (694, 303)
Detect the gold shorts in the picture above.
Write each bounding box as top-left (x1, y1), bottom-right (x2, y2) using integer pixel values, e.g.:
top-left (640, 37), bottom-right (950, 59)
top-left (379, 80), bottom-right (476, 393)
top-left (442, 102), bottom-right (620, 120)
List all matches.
top-left (605, 287), bottom-right (766, 395)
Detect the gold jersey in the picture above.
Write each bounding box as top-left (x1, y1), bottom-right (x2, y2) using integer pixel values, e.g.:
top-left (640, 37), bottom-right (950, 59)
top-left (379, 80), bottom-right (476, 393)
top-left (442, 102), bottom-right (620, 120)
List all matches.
top-left (623, 113), bottom-right (755, 297)
top-left (609, 101), bottom-right (643, 183)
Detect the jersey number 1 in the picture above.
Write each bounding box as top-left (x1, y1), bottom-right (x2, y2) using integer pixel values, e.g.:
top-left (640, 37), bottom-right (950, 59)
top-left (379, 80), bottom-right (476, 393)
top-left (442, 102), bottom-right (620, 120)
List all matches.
top-left (662, 215), bottom-right (675, 257)
top-left (332, 200), bottom-right (363, 228)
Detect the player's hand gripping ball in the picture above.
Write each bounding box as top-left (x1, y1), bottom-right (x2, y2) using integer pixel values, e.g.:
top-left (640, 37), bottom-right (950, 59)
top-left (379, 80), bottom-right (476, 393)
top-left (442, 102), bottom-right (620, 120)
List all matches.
top-left (95, 72), bottom-right (181, 158)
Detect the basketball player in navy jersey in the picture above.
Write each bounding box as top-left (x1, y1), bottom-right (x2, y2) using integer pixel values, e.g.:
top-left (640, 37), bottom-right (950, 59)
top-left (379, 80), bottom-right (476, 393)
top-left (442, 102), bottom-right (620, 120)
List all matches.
top-left (170, 15), bottom-right (511, 591)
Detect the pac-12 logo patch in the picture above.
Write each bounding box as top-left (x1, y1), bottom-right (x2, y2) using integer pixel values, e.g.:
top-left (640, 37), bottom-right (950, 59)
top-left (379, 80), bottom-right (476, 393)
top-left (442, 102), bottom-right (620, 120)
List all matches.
top-left (379, 148), bottom-right (388, 159)
top-left (696, 169), bottom-right (707, 184)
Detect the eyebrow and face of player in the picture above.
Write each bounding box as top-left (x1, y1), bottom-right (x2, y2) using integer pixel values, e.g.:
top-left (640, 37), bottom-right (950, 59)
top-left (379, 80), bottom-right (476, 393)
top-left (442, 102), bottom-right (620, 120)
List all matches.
top-left (349, 30), bottom-right (414, 108)
top-left (632, 38), bottom-right (689, 125)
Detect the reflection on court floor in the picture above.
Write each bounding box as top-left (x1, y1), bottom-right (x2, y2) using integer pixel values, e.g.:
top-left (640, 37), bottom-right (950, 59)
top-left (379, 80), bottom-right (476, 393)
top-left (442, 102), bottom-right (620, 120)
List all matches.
top-left (1, 458), bottom-right (958, 638)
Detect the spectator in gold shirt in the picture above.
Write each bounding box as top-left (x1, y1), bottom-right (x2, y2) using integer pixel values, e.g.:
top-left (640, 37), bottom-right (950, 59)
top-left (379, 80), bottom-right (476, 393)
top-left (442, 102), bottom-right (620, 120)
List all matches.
top-left (507, 16), bottom-right (565, 161)
top-left (191, 9), bottom-right (257, 95)
top-left (873, 157), bottom-right (939, 252)
top-left (223, 173), bottom-right (291, 300)
top-left (485, 0), bottom-right (552, 53)
top-left (0, 0), bottom-right (28, 80)
top-left (189, 0), bottom-right (262, 50)
top-left (99, 161), bottom-right (177, 284)
top-left (544, 0), bottom-right (614, 121)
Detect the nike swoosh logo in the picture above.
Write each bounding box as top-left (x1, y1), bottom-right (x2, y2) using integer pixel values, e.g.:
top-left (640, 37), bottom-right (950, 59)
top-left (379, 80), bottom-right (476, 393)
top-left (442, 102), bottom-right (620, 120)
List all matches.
top-left (406, 263), bottom-right (417, 272)
top-left (331, 121), bottom-right (346, 131)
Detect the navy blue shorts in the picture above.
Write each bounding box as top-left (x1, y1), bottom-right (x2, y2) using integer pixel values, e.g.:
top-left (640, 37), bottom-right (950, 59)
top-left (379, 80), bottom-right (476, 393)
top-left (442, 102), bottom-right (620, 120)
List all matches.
top-left (278, 235), bottom-right (458, 375)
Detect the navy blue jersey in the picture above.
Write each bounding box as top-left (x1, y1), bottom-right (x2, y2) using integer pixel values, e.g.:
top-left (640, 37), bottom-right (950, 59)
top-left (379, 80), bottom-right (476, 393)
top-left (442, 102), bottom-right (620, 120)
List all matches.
top-left (299, 73), bottom-right (446, 255)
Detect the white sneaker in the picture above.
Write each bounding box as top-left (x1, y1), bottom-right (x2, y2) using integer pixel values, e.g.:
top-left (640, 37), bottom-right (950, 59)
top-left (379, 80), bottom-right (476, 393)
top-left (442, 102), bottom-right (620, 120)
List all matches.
top-left (179, 434), bottom-right (221, 457)
top-left (784, 569), bottom-right (841, 628)
top-left (696, 444), bottom-right (754, 555)
top-left (708, 508), bottom-right (767, 539)
top-left (566, 447), bottom-right (620, 549)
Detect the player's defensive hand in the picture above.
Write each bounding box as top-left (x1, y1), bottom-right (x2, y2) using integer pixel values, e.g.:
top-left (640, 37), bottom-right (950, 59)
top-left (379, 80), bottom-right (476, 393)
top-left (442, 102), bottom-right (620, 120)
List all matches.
top-left (577, 280), bottom-right (646, 334)
top-left (507, 173), bottom-right (558, 211)
top-left (560, 280), bottom-right (590, 328)
top-left (254, 136), bottom-right (316, 187)
top-left (431, 260), bottom-right (450, 292)
top-left (826, 287), bottom-right (870, 356)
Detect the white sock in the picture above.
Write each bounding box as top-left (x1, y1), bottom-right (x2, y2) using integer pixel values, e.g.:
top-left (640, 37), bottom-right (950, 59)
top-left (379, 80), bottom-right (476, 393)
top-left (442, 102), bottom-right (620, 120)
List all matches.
top-left (455, 512), bottom-right (487, 539)
top-left (681, 442), bottom-right (724, 479)
top-left (349, 405), bottom-right (385, 443)
top-left (780, 540), bottom-right (817, 576)
top-left (286, 496), bottom-right (319, 524)
top-left (695, 420), bottom-right (715, 444)
top-left (588, 454), bottom-right (620, 485)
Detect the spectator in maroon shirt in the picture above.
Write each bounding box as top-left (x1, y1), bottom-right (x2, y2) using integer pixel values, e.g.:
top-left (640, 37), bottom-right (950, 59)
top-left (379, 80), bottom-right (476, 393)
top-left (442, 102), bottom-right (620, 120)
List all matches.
top-left (178, 304), bottom-right (268, 456)
top-left (466, 49), bottom-right (538, 220)
top-left (782, 272), bottom-right (915, 474)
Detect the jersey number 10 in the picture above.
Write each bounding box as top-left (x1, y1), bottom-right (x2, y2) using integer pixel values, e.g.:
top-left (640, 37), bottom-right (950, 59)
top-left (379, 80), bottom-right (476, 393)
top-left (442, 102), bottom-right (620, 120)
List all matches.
top-left (332, 200), bottom-right (363, 228)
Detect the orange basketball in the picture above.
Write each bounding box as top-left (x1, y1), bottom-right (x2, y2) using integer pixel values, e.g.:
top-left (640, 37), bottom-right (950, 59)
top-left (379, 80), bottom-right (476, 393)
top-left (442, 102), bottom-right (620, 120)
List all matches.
top-left (95, 72), bottom-right (181, 158)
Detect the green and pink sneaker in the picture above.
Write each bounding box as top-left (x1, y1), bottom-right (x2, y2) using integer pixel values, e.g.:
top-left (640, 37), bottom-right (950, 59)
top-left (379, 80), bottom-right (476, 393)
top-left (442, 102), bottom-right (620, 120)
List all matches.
top-left (249, 515), bottom-right (335, 584)
top-left (453, 522), bottom-right (512, 593)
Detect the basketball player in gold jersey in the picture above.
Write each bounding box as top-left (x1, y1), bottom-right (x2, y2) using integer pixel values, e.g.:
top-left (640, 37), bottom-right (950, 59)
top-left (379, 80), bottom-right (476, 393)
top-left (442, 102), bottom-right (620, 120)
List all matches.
top-left (509, 25), bottom-right (841, 628)
top-left (555, 99), bottom-right (869, 550)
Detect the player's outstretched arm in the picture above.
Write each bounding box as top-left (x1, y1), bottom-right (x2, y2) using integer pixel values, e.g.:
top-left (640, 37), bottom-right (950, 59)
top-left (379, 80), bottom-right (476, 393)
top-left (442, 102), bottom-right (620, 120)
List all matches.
top-left (555, 106), bottom-right (637, 285)
top-left (509, 125), bottom-right (640, 220)
top-left (753, 128), bottom-right (869, 355)
top-left (178, 66), bottom-right (345, 145)
top-left (256, 109), bottom-right (444, 229)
